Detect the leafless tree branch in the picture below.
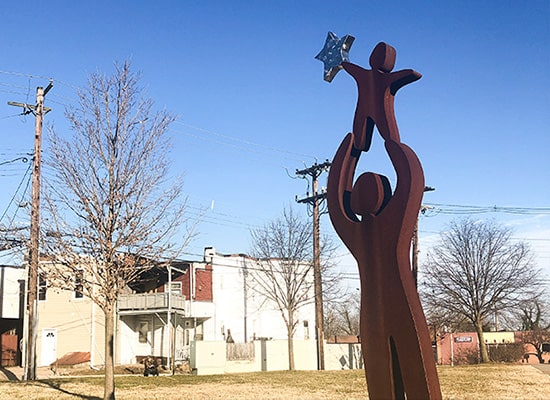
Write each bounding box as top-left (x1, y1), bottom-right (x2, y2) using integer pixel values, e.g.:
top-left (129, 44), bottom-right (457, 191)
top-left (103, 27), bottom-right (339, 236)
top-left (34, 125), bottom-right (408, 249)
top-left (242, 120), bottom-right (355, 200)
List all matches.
top-left (421, 218), bottom-right (542, 363)
top-left (41, 61), bottom-right (195, 400)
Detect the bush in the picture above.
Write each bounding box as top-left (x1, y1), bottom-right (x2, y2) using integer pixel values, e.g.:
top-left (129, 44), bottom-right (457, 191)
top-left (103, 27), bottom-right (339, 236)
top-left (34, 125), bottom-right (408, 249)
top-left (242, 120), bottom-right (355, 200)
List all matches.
top-left (487, 343), bottom-right (524, 363)
top-left (453, 347), bottom-right (480, 365)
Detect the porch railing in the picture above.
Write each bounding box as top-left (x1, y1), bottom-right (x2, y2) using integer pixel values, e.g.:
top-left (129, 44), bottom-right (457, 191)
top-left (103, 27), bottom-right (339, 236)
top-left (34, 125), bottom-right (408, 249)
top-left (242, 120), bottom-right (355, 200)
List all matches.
top-left (118, 292), bottom-right (186, 312)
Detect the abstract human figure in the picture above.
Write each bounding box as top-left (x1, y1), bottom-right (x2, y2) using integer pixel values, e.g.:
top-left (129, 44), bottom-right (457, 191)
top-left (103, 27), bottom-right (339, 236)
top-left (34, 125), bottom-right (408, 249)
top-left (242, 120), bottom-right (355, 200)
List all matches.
top-left (319, 36), bottom-right (442, 400)
top-left (342, 42), bottom-right (421, 151)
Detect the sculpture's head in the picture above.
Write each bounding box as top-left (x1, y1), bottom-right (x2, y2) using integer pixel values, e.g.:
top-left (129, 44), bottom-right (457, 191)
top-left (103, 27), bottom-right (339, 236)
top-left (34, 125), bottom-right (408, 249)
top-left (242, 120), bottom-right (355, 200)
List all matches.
top-left (369, 42), bottom-right (396, 73)
top-left (351, 172), bottom-right (392, 217)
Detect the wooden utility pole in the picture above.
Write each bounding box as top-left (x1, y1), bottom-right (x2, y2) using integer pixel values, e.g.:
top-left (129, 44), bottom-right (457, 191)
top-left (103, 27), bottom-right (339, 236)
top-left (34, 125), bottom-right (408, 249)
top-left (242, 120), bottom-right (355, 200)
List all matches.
top-left (8, 81), bottom-right (52, 380)
top-left (295, 160), bottom-right (331, 370)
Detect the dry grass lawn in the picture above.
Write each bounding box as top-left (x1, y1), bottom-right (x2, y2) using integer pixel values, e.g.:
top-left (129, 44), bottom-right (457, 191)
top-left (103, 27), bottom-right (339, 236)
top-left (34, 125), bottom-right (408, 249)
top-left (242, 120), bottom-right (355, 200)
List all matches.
top-left (0, 364), bottom-right (548, 399)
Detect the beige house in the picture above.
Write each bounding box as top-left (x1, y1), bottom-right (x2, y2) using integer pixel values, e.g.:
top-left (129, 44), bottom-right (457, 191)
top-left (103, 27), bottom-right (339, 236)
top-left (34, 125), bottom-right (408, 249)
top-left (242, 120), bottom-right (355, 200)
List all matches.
top-left (35, 281), bottom-right (105, 367)
top-left (34, 259), bottom-right (214, 368)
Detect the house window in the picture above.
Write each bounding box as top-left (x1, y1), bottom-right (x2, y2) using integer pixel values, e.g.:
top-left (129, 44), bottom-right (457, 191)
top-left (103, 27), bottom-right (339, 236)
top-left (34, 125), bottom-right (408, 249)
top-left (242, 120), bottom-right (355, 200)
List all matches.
top-left (303, 320), bottom-right (310, 340)
top-left (38, 274), bottom-right (47, 301)
top-left (74, 270), bottom-right (84, 299)
top-left (165, 281), bottom-right (182, 295)
top-left (138, 321), bottom-right (149, 343)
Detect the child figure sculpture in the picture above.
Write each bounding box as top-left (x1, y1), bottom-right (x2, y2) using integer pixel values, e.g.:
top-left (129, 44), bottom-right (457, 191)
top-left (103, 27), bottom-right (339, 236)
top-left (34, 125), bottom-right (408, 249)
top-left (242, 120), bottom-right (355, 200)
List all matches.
top-left (325, 41), bottom-right (442, 400)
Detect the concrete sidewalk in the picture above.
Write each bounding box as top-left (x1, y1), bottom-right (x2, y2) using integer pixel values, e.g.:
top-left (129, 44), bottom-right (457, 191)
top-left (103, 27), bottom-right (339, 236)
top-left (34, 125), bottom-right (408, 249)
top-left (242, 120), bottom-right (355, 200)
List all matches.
top-left (0, 366), bottom-right (57, 381)
top-left (532, 363), bottom-right (550, 375)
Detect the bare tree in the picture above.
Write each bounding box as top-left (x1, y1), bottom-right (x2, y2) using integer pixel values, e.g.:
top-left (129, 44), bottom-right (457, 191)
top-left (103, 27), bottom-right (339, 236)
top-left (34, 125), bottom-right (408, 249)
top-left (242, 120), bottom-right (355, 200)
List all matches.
top-left (324, 290), bottom-right (360, 337)
top-left (43, 62), bottom-right (192, 400)
top-left (519, 329), bottom-right (550, 364)
top-left (517, 298), bottom-right (550, 331)
top-left (249, 207), bottom-right (315, 370)
top-left (516, 298), bottom-right (550, 364)
top-left (422, 218), bottom-right (540, 363)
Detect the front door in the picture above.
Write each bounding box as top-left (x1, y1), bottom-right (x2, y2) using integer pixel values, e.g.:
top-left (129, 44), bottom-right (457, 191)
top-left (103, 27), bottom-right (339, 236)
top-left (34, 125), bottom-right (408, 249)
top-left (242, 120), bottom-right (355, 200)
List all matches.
top-left (40, 328), bottom-right (57, 366)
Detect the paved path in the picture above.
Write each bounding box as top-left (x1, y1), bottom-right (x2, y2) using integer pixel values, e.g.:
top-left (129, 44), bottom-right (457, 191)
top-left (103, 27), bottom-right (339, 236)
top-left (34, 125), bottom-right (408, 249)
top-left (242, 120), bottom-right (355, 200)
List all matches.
top-left (0, 366), bottom-right (56, 381)
top-left (532, 363), bottom-right (550, 375)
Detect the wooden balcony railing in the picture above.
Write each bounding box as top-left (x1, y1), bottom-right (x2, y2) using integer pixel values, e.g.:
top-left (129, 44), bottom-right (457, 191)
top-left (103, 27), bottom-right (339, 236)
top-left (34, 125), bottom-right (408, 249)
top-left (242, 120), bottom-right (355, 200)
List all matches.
top-left (117, 292), bottom-right (186, 312)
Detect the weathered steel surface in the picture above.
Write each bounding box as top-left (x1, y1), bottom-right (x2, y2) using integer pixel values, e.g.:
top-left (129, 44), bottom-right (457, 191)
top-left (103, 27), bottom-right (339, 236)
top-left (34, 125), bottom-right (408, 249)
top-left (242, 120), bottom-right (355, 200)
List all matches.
top-left (324, 39), bottom-right (442, 399)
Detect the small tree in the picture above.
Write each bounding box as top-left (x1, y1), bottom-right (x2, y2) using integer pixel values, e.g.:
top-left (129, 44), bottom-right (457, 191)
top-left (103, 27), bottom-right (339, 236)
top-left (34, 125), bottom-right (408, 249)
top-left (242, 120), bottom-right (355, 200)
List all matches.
top-left (44, 62), bottom-right (192, 400)
top-left (520, 329), bottom-right (550, 363)
top-left (422, 218), bottom-right (540, 363)
top-left (249, 207), bottom-right (315, 370)
top-left (324, 290), bottom-right (360, 337)
top-left (518, 298), bottom-right (550, 331)
top-left (517, 298), bottom-right (550, 363)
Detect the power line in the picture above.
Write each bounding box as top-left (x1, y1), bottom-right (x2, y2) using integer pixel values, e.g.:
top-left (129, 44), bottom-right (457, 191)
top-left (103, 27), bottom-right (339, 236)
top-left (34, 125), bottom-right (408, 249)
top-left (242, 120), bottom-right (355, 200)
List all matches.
top-left (424, 203), bottom-right (550, 215)
top-left (0, 70), bottom-right (52, 80)
top-left (5, 166), bottom-right (32, 231)
top-left (174, 121), bottom-right (316, 162)
top-left (0, 156), bottom-right (30, 166)
top-left (0, 162), bottom-right (32, 225)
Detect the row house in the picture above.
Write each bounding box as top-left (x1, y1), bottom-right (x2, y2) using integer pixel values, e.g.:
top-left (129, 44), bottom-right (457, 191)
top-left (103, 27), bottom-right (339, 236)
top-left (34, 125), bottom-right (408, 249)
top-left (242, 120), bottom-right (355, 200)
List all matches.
top-left (0, 246), bottom-right (316, 369)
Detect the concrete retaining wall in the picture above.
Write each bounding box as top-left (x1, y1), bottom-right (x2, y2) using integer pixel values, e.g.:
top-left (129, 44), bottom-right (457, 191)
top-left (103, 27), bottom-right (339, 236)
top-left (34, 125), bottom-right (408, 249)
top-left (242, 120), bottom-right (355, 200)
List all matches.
top-left (190, 339), bottom-right (363, 375)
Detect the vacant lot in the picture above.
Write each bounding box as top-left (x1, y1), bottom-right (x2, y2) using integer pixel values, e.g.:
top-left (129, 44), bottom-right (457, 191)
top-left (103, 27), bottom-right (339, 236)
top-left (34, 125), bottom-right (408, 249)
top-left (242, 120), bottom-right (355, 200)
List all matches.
top-left (0, 364), bottom-right (548, 399)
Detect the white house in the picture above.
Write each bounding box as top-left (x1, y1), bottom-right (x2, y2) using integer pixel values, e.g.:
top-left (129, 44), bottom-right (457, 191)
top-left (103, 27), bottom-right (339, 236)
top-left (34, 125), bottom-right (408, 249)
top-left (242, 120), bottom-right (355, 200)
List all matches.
top-left (204, 247), bottom-right (316, 344)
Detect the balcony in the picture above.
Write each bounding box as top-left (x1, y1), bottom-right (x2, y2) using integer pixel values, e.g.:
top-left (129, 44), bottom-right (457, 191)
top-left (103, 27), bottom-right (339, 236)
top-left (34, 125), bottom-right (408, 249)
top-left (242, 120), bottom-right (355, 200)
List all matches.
top-left (117, 292), bottom-right (186, 314)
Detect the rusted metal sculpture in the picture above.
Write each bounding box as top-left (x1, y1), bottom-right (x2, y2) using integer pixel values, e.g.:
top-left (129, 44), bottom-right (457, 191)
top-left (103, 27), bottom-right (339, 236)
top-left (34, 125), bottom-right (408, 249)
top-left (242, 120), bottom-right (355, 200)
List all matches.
top-left (317, 33), bottom-right (442, 399)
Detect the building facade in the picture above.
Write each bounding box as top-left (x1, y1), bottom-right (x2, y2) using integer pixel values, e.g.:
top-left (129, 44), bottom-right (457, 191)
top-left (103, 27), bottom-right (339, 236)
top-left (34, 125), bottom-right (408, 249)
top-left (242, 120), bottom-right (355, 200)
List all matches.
top-left (1, 246), bottom-right (316, 369)
top-left (204, 247), bottom-right (315, 344)
top-left (0, 251), bottom-right (26, 367)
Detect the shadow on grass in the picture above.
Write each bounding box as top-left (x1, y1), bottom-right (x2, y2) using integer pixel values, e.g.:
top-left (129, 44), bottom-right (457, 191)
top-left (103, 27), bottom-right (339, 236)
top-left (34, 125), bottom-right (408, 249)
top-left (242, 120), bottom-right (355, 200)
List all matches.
top-left (39, 380), bottom-right (102, 400)
top-left (0, 367), bottom-right (19, 381)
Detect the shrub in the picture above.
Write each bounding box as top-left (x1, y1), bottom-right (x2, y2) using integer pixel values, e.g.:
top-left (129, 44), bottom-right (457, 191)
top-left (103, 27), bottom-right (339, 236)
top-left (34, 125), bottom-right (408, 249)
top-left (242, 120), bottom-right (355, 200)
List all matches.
top-left (453, 347), bottom-right (480, 365)
top-left (487, 343), bottom-right (524, 363)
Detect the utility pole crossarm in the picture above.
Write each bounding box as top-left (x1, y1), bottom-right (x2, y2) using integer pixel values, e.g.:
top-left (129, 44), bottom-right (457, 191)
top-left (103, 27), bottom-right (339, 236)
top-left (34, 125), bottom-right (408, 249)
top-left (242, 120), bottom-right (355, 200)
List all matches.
top-left (8, 101), bottom-right (52, 115)
top-left (296, 192), bottom-right (326, 204)
top-left (295, 160), bottom-right (331, 205)
top-left (295, 160), bottom-right (332, 178)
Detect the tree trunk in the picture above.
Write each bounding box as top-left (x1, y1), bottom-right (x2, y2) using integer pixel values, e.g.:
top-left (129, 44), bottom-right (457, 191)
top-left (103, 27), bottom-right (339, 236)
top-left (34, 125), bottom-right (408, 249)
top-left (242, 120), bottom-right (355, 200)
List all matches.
top-left (103, 306), bottom-right (116, 400)
top-left (287, 313), bottom-right (295, 370)
top-left (537, 347), bottom-right (544, 364)
top-left (474, 323), bottom-right (490, 363)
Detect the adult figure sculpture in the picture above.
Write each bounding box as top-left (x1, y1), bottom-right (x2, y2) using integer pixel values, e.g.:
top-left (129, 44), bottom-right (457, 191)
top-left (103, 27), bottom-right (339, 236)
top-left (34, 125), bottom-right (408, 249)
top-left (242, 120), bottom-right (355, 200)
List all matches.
top-left (327, 42), bottom-right (442, 400)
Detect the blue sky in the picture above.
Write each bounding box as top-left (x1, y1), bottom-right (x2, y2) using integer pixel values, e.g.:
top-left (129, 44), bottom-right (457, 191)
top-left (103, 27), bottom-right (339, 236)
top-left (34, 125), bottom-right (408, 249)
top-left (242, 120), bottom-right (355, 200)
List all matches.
top-left (1, 1), bottom-right (549, 289)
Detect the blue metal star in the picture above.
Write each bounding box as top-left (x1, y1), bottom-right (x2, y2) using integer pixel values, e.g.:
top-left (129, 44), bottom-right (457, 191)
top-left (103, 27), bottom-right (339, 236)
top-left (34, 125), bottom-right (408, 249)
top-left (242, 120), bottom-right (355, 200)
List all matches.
top-left (315, 32), bottom-right (355, 82)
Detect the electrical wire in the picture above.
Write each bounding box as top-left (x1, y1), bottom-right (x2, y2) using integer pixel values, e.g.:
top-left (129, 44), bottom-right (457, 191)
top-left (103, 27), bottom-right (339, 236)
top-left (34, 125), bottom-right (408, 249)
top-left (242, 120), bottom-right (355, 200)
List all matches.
top-left (0, 162), bottom-right (32, 226)
top-left (424, 203), bottom-right (550, 215)
top-left (174, 121), bottom-right (316, 161)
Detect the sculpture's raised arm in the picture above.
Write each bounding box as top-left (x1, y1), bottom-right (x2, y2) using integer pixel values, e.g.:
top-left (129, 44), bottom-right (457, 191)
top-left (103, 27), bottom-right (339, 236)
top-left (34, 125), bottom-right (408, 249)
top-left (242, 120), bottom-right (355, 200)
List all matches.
top-left (326, 132), bottom-right (361, 253)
